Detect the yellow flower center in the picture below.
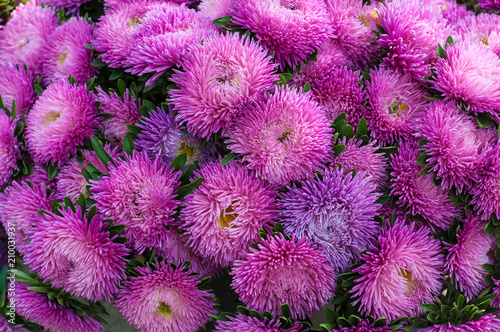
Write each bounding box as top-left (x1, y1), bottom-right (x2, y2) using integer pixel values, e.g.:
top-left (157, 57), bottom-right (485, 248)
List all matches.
top-left (399, 269), bottom-right (413, 295)
top-left (58, 51), bottom-right (68, 66)
top-left (155, 302), bottom-right (173, 318)
top-left (218, 205), bottom-right (237, 228)
top-left (44, 111), bottom-right (61, 128)
top-left (278, 130), bottom-right (292, 143)
top-left (127, 17), bottom-right (141, 28)
top-left (176, 139), bottom-right (200, 164)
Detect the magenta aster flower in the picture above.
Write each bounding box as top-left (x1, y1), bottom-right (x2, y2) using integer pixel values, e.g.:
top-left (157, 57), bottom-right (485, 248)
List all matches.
top-left (124, 4), bottom-right (217, 86)
top-left (91, 151), bottom-right (180, 253)
top-left (114, 261), bottom-right (216, 332)
top-left (199, 0), bottom-right (232, 21)
top-left (0, 63), bottom-right (36, 117)
top-left (444, 213), bottom-right (494, 299)
top-left (363, 68), bottom-right (427, 146)
top-left (0, 112), bottom-right (21, 189)
top-left (432, 41), bottom-right (500, 122)
top-left (170, 33), bottom-right (277, 139)
top-left (351, 221), bottom-right (444, 321)
top-left (231, 234), bottom-right (336, 319)
top-left (477, 0), bottom-right (500, 11)
top-left (96, 86), bottom-right (141, 145)
top-left (215, 313), bottom-right (305, 332)
top-left (0, 314), bottom-right (29, 332)
top-left (390, 140), bottom-right (458, 232)
top-left (41, 17), bottom-right (97, 86)
top-left (278, 169), bottom-right (380, 273)
top-left (25, 80), bottom-right (99, 166)
top-left (420, 314), bottom-right (500, 331)
top-left (0, 181), bottom-right (54, 251)
top-left (377, 0), bottom-right (449, 83)
top-left (226, 87), bottom-right (333, 186)
top-left (23, 207), bottom-right (130, 301)
top-left (492, 278), bottom-right (500, 308)
top-left (0, 5), bottom-right (57, 76)
top-left (24, 164), bottom-right (56, 191)
top-left (419, 101), bottom-right (480, 192)
top-left (332, 319), bottom-right (392, 332)
top-left (13, 283), bottom-right (103, 332)
top-left (179, 160), bottom-right (277, 268)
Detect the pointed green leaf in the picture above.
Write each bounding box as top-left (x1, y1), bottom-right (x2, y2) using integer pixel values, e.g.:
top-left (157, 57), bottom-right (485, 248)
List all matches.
top-left (221, 153), bottom-right (239, 166)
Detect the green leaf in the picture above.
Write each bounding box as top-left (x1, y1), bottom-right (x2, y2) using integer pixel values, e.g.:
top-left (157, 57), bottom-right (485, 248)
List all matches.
top-left (176, 178), bottom-right (205, 201)
top-left (373, 318), bottom-right (387, 328)
top-left (34, 84), bottom-right (43, 96)
top-left (419, 167), bottom-right (431, 176)
top-left (324, 307), bottom-right (339, 325)
top-left (143, 100), bottom-right (156, 111)
top-left (333, 144), bottom-right (346, 157)
top-left (123, 133), bottom-right (135, 156)
top-left (416, 154), bottom-right (428, 166)
top-left (170, 153), bottom-right (187, 172)
top-left (302, 82), bottom-right (310, 93)
top-left (355, 118), bottom-right (368, 138)
top-left (85, 44), bottom-right (94, 50)
top-left (28, 286), bottom-right (49, 293)
top-left (212, 15), bottom-right (233, 26)
top-left (274, 222), bottom-right (284, 234)
top-left (48, 163), bottom-right (59, 180)
top-left (477, 114), bottom-right (490, 128)
top-left (221, 153), bottom-right (239, 166)
top-left (280, 304), bottom-right (291, 318)
top-left (437, 43), bottom-right (446, 59)
top-left (446, 36), bottom-right (455, 46)
top-left (91, 136), bottom-right (115, 169)
top-left (109, 69), bottom-right (123, 81)
top-left (236, 306), bottom-right (249, 316)
top-left (117, 79), bottom-right (126, 96)
top-left (375, 195), bottom-right (391, 205)
top-left (421, 303), bottom-right (439, 313)
top-left (64, 197), bottom-right (76, 212)
top-left (344, 125), bottom-right (354, 140)
top-left (485, 221), bottom-right (496, 236)
top-left (90, 58), bottom-right (107, 67)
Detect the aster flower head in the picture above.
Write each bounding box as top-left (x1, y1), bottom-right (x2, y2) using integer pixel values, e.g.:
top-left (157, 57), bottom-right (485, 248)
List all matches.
top-left (332, 319), bottom-right (392, 332)
top-left (170, 33), bottom-right (277, 139)
top-left (420, 314), bottom-right (500, 331)
top-left (390, 140), bottom-right (458, 232)
top-left (179, 160), bottom-right (277, 268)
top-left (278, 169), bottom-right (380, 273)
top-left (13, 283), bottom-right (103, 332)
top-left (432, 40), bottom-right (500, 122)
top-left (41, 17), bottom-right (97, 86)
top-left (25, 80), bottom-right (99, 166)
top-left (455, 13), bottom-right (500, 57)
top-left (227, 87), bottom-right (333, 186)
top-left (23, 206), bottom-right (130, 301)
top-left (231, 233), bottom-right (336, 319)
top-left (91, 151), bottom-right (181, 253)
top-left (0, 63), bottom-right (36, 117)
top-left (41, 0), bottom-right (91, 14)
top-left (124, 4), bottom-right (217, 86)
top-left (351, 221), bottom-right (444, 321)
top-left (96, 86), bottom-right (141, 145)
top-left (419, 101), bottom-right (480, 192)
top-left (215, 312), bottom-right (306, 332)
top-left (477, 0), bottom-right (500, 11)
top-left (199, 0), bottom-right (232, 21)
top-left (24, 164), bottom-right (57, 191)
top-left (363, 68), bottom-right (427, 146)
top-left (0, 5), bottom-right (57, 76)
top-left (0, 112), bottom-right (21, 189)
top-left (230, 0), bottom-right (332, 70)
top-left (114, 260), bottom-right (216, 332)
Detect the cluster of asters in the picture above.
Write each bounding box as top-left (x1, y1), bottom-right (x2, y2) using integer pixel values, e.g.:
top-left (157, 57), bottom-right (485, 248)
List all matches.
top-left (2, 0), bottom-right (500, 331)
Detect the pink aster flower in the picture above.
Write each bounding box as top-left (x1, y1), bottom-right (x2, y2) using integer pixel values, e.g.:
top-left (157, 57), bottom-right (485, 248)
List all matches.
top-left (226, 87), bottom-right (333, 186)
top-left (378, 0), bottom-right (449, 83)
top-left (278, 169), bottom-right (380, 273)
top-left (198, 0), bottom-right (231, 21)
top-left (230, 0), bottom-right (332, 70)
top-left (477, 0), bottom-right (500, 11)
top-left (170, 33), bottom-right (277, 139)
top-left (0, 112), bottom-right (21, 189)
top-left (432, 41), bottom-right (500, 122)
top-left (363, 68), bottom-right (427, 146)
top-left (114, 261), bottom-right (216, 332)
top-left (0, 64), bottom-right (36, 117)
top-left (351, 221), bottom-right (444, 321)
top-left (96, 86), bottom-right (141, 145)
top-left (0, 181), bottom-right (54, 251)
top-left (492, 278), bottom-right (500, 308)
top-left (41, 17), bottom-right (97, 86)
top-left (179, 160), bottom-right (277, 268)
top-left (0, 5), bottom-right (57, 76)
top-left (13, 283), bottom-right (103, 332)
top-left (23, 164), bottom-right (57, 191)
top-left (390, 140), bottom-right (458, 232)
top-left (231, 234), bottom-right (336, 319)
top-left (420, 314), bottom-right (500, 331)
top-left (25, 80), bottom-right (99, 166)
top-left (444, 213), bottom-right (494, 299)
top-left (124, 4), bottom-right (217, 86)
top-left (455, 13), bottom-right (500, 57)
top-left (23, 206), bottom-right (130, 301)
top-left (215, 313), bottom-right (305, 332)
top-left (419, 101), bottom-right (480, 192)
top-left (90, 151), bottom-right (180, 253)
top-left (332, 319), bottom-right (392, 332)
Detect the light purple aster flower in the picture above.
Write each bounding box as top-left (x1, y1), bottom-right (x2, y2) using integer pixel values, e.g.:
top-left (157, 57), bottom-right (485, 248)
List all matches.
top-left (179, 160), bottom-right (277, 268)
top-left (41, 17), bottom-right (97, 86)
top-left (444, 213), bottom-right (494, 299)
top-left (419, 101), bottom-right (480, 193)
top-left (420, 314), bottom-right (500, 331)
top-left (351, 221), bottom-right (444, 321)
top-left (25, 80), bottom-right (99, 166)
top-left (0, 181), bottom-right (53, 252)
top-left (230, 0), bottom-right (332, 70)
top-left (0, 5), bottom-right (57, 76)
top-left (231, 233), bottom-right (336, 319)
top-left (363, 68), bottom-right (427, 146)
top-left (226, 87), bottom-right (333, 186)
top-left (13, 282), bottom-right (103, 332)
top-left (0, 64), bottom-right (36, 117)
top-left (378, 0), bottom-right (449, 83)
top-left (91, 151), bottom-right (180, 254)
top-left (432, 41), bottom-right (500, 122)
top-left (0, 314), bottom-right (30, 332)
top-left (390, 140), bottom-right (458, 232)
top-left (455, 13), bottom-right (500, 57)
top-left (96, 86), bottom-right (141, 145)
top-left (332, 319), bottom-right (392, 332)
top-left (278, 169), bottom-right (380, 273)
top-left (23, 206), bottom-right (130, 302)
top-left (114, 261), bottom-right (216, 332)
top-left (0, 112), bottom-right (21, 189)
top-left (215, 313), bottom-right (306, 332)
top-left (124, 4), bottom-right (217, 86)
top-left (170, 33), bottom-right (277, 139)
top-left (198, 0), bottom-right (232, 21)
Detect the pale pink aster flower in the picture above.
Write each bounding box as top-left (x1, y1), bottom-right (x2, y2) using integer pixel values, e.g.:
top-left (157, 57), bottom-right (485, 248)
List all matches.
top-left (215, 313), bottom-right (306, 331)
top-left (0, 63), bottom-right (36, 117)
top-left (0, 112), bottom-right (21, 189)
top-left (198, 0), bottom-right (231, 21)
